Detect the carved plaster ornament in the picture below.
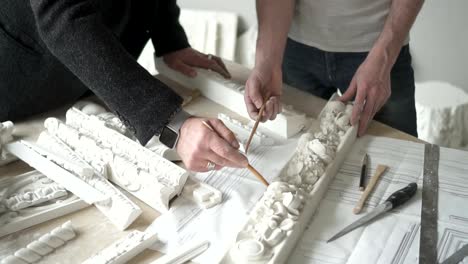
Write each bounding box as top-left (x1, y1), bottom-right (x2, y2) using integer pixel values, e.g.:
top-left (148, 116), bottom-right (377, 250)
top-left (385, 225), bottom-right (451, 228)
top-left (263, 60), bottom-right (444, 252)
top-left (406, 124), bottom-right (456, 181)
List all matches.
top-left (82, 229), bottom-right (159, 264)
top-left (42, 107), bottom-right (189, 212)
top-left (218, 113), bottom-right (275, 146)
top-left (35, 131), bottom-right (142, 230)
top-left (0, 121), bottom-right (17, 166)
top-left (5, 184), bottom-right (67, 211)
top-left (0, 171), bottom-right (87, 238)
top-left (1, 221), bottom-right (76, 264)
top-left (222, 98), bottom-right (358, 263)
top-left (155, 58), bottom-right (309, 138)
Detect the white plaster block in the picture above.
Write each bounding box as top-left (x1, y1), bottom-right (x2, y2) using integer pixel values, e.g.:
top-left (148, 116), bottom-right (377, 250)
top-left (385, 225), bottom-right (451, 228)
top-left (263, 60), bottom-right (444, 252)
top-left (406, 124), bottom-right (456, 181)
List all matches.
top-left (82, 229), bottom-right (159, 264)
top-left (155, 59), bottom-right (309, 139)
top-left (182, 179), bottom-right (222, 209)
top-left (0, 171), bottom-right (87, 238)
top-left (1, 221), bottom-right (76, 264)
top-left (415, 81), bottom-right (468, 148)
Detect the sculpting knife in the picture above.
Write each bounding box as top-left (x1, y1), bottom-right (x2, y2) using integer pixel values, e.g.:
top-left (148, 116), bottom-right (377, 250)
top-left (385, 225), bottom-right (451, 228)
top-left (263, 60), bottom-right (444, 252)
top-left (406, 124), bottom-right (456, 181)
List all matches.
top-left (419, 144), bottom-right (440, 264)
top-left (441, 243), bottom-right (468, 264)
top-left (327, 182), bottom-right (418, 243)
top-left (359, 153), bottom-right (368, 191)
top-left (245, 102), bottom-right (266, 153)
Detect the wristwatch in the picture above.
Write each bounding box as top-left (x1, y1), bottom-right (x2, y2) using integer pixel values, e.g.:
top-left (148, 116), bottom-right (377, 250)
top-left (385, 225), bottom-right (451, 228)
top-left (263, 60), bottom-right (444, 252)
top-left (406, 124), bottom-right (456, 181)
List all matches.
top-left (159, 110), bottom-right (191, 149)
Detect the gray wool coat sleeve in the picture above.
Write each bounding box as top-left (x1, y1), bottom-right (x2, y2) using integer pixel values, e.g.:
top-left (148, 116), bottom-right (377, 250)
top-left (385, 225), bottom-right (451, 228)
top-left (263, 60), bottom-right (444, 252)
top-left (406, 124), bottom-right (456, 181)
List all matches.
top-left (29, 0), bottom-right (188, 145)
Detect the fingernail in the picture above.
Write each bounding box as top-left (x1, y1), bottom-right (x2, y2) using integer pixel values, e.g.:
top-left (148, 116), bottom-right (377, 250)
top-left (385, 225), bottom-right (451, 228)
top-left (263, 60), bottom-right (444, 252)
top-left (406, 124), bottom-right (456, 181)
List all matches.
top-left (232, 140), bottom-right (240, 149)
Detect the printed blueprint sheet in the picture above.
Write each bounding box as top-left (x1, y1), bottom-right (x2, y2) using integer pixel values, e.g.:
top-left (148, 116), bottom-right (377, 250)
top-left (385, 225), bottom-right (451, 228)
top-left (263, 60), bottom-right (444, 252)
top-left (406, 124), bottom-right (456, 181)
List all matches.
top-left (291, 136), bottom-right (468, 264)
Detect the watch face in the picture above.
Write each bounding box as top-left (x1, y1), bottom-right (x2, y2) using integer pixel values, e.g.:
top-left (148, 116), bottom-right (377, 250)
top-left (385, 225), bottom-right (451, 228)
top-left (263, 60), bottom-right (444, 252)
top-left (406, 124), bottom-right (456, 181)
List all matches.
top-left (160, 126), bottom-right (178, 148)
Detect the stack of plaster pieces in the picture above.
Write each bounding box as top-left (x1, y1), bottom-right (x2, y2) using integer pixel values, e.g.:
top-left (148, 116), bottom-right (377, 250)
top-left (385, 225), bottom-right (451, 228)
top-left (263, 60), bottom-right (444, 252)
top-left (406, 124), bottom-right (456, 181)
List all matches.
top-left (155, 58), bottom-right (310, 139)
top-left (1, 221), bottom-right (76, 264)
top-left (221, 97), bottom-right (358, 263)
top-left (39, 102), bottom-right (190, 213)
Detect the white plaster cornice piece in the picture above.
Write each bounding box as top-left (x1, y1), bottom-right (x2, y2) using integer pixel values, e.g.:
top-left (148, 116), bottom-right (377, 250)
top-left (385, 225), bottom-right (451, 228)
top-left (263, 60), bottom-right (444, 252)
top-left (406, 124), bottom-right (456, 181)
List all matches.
top-left (82, 229), bottom-right (159, 264)
top-left (222, 98), bottom-right (357, 263)
top-left (0, 171), bottom-right (87, 238)
top-left (0, 121), bottom-right (17, 166)
top-left (155, 59), bottom-right (308, 138)
top-left (43, 107), bottom-right (189, 212)
top-left (5, 183), bottom-right (67, 211)
top-left (1, 221), bottom-right (76, 264)
top-left (36, 132), bottom-right (142, 230)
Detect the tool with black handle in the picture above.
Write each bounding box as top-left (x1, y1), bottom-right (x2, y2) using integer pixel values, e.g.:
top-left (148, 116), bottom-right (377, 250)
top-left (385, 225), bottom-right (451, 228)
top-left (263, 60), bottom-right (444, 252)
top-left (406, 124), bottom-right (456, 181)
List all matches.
top-left (327, 182), bottom-right (418, 243)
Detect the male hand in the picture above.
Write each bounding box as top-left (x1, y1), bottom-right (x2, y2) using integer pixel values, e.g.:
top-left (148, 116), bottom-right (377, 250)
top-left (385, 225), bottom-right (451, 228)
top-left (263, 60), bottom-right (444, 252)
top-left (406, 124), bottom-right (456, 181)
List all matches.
top-left (339, 52), bottom-right (392, 137)
top-left (163, 48), bottom-right (231, 79)
top-left (244, 64), bottom-right (282, 122)
top-left (176, 117), bottom-right (249, 172)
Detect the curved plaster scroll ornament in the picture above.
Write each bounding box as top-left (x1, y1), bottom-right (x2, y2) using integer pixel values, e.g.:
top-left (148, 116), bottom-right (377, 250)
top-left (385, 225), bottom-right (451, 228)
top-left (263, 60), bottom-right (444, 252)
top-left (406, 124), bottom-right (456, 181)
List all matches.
top-left (0, 121), bottom-right (17, 166)
top-left (43, 106), bottom-right (189, 212)
top-left (223, 98), bottom-right (357, 263)
top-left (1, 221), bottom-right (76, 264)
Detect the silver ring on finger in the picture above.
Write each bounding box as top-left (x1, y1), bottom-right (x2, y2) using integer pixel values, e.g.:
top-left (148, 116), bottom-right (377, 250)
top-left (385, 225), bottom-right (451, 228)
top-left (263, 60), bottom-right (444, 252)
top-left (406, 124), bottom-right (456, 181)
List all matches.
top-left (206, 161), bottom-right (216, 171)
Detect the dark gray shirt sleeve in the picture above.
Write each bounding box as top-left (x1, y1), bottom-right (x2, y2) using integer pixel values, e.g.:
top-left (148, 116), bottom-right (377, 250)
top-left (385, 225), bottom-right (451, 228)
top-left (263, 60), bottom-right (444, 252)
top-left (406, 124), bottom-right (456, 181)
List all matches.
top-left (29, 0), bottom-right (186, 145)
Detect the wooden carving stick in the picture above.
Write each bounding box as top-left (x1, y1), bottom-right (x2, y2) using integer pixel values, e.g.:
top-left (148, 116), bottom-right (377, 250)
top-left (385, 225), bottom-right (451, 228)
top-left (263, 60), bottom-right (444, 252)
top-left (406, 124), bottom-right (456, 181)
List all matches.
top-left (245, 102), bottom-right (266, 154)
top-left (202, 120), bottom-right (269, 187)
top-left (353, 164), bottom-right (388, 214)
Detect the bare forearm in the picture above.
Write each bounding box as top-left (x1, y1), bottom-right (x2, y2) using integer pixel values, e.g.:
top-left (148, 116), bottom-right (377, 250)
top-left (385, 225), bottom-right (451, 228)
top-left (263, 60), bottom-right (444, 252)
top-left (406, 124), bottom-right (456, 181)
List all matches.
top-left (255, 0), bottom-right (296, 68)
top-left (370, 0), bottom-right (424, 71)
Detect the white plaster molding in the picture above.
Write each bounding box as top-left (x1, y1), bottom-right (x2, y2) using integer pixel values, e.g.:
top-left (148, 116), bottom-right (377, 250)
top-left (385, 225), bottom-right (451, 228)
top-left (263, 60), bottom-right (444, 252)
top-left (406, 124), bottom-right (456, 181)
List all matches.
top-left (0, 121), bottom-right (17, 166)
top-left (218, 113), bottom-right (275, 147)
top-left (222, 98), bottom-right (357, 263)
top-left (0, 171), bottom-right (87, 238)
top-left (155, 59), bottom-right (309, 139)
top-left (1, 221), bottom-right (76, 264)
top-left (42, 107), bottom-right (189, 212)
top-left (182, 178), bottom-right (222, 209)
top-left (36, 132), bottom-right (142, 230)
top-left (5, 184), bottom-right (67, 211)
top-left (4, 141), bottom-right (107, 204)
top-left (82, 229), bottom-right (159, 264)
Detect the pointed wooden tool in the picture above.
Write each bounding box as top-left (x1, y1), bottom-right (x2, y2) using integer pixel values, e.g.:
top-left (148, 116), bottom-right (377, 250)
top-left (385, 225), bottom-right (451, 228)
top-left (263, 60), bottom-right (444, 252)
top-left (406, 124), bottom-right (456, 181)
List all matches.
top-left (353, 164), bottom-right (388, 214)
top-left (245, 102), bottom-right (266, 153)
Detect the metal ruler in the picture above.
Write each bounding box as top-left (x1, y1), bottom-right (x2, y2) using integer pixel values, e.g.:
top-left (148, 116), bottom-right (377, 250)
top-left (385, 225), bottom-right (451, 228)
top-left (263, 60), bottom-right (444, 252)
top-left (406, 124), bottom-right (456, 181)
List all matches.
top-left (419, 144), bottom-right (440, 264)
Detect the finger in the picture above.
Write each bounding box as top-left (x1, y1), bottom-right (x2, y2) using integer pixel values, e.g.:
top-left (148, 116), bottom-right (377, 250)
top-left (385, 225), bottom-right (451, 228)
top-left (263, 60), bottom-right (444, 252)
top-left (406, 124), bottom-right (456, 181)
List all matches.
top-left (263, 99), bottom-right (275, 122)
top-left (189, 159), bottom-right (223, 172)
top-left (171, 61), bottom-right (197, 78)
top-left (245, 78), bottom-right (265, 118)
top-left (270, 96), bottom-right (280, 120)
top-left (208, 119), bottom-right (240, 149)
top-left (193, 55), bottom-right (230, 79)
top-left (211, 56), bottom-right (231, 79)
top-left (210, 136), bottom-right (248, 168)
top-left (351, 84), bottom-right (366, 126)
top-left (339, 77), bottom-right (358, 102)
top-left (244, 93), bottom-right (260, 120)
top-left (358, 96), bottom-right (376, 137)
top-left (206, 151), bottom-right (238, 168)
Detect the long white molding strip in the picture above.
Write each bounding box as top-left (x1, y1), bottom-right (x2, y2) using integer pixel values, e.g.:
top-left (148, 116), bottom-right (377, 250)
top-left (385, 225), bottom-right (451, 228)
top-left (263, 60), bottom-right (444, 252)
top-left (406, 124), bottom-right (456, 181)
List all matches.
top-left (5, 141), bottom-right (107, 204)
top-left (150, 240), bottom-right (210, 264)
top-left (222, 97), bottom-right (357, 263)
top-left (155, 59), bottom-right (308, 139)
top-left (82, 229), bottom-right (159, 264)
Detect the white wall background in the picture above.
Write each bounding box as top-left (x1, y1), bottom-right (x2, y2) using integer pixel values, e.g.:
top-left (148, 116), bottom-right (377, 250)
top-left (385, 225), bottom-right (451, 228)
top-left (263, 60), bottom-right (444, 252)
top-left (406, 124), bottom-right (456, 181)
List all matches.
top-left (178, 0), bottom-right (468, 92)
top-left (410, 0), bottom-right (468, 92)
